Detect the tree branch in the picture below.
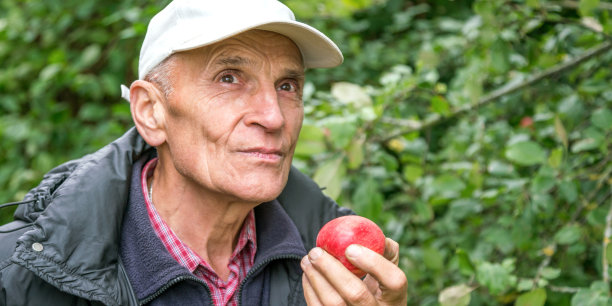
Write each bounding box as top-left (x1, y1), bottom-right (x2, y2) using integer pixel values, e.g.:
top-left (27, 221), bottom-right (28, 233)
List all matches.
top-left (603, 183), bottom-right (612, 284)
top-left (380, 41), bottom-right (612, 143)
top-left (554, 0), bottom-right (612, 11)
top-left (547, 285), bottom-right (581, 293)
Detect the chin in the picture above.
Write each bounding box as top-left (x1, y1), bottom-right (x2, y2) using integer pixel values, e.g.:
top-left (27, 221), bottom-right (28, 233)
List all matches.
top-left (233, 173), bottom-right (288, 203)
top-left (234, 186), bottom-right (283, 204)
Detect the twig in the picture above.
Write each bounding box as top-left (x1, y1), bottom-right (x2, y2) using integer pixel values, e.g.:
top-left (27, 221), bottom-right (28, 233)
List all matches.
top-left (553, 0), bottom-right (612, 11)
top-left (571, 162), bottom-right (612, 223)
top-left (380, 41), bottom-right (612, 143)
top-left (547, 285), bottom-right (581, 293)
top-left (534, 244), bottom-right (556, 284)
top-left (533, 162), bottom-right (612, 284)
top-left (604, 183), bottom-right (612, 283)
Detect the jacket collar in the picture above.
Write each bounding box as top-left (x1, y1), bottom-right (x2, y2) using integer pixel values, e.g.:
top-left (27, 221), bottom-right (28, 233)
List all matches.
top-left (120, 152), bottom-right (307, 302)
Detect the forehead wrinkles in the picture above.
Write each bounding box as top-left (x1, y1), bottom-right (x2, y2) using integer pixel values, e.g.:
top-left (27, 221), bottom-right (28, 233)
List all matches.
top-left (184, 32), bottom-right (303, 74)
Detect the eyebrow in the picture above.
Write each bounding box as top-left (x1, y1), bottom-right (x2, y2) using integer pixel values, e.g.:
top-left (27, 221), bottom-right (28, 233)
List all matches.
top-left (284, 69), bottom-right (305, 82)
top-left (214, 56), bottom-right (254, 68)
top-left (213, 55), bottom-right (305, 81)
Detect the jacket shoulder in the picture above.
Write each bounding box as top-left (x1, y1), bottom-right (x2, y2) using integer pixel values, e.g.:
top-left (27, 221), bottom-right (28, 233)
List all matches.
top-left (0, 220), bottom-right (32, 263)
top-left (1, 260), bottom-right (91, 305)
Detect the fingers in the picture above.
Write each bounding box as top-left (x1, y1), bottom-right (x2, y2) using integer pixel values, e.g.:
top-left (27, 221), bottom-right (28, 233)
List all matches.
top-left (383, 238), bottom-right (400, 265)
top-left (302, 273), bottom-right (323, 306)
top-left (301, 248), bottom-right (377, 305)
top-left (345, 240), bottom-right (407, 304)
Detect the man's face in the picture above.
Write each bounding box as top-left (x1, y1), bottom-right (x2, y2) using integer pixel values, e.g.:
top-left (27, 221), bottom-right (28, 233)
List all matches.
top-left (158, 30), bottom-right (305, 204)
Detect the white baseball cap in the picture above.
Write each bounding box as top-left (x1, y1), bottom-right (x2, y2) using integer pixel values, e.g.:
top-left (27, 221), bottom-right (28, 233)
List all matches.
top-left (139, 0), bottom-right (343, 79)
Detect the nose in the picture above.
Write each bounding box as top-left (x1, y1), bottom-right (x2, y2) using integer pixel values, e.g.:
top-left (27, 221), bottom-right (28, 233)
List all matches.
top-left (244, 84), bottom-right (285, 131)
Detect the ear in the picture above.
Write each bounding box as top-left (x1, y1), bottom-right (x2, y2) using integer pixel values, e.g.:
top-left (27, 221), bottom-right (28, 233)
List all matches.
top-left (129, 80), bottom-right (167, 147)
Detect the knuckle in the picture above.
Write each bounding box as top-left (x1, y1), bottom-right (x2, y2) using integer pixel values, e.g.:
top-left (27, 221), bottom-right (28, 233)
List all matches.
top-left (386, 271), bottom-right (408, 291)
top-left (388, 238), bottom-right (399, 250)
top-left (327, 297), bottom-right (347, 306)
top-left (345, 286), bottom-right (372, 304)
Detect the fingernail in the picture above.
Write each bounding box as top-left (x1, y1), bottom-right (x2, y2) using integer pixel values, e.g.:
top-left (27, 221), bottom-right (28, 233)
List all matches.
top-left (301, 255), bottom-right (311, 268)
top-left (346, 244), bottom-right (362, 259)
top-left (309, 247), bottom-right (323, 261)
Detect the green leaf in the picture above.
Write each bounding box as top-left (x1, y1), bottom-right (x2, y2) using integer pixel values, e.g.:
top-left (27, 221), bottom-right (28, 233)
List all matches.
top-left (579, 0), bottom-right (600, 17)
top-left (505, 141), bottom-right (546, 166)
top-left (554, 224), bottom-right (582, 245)
top-left (403, 164), bottom-right (423, 184)
top-left (483, 227), bottom-right (515, 254)
top-left (351, 178), bottom-right (383, 220)
top-left (488, 160), bottom-right (516, 176)
top-left (605, 243), bottom-right (612, 267)
top-left (517, 279), bottom-right (535, 291)
top-left (330, 82), bottom-right (372, 107)
top-left (526, 0), bottom-right (540, 8)
top-left (313, 156), bottom-right (346, 200)
top-left (554, 116), bottom-right (568, 149)
top-left (490, 38), bottom-right (510, 73)
top-left (295, 124), bottom-right (327, 157)
top-left (324, 117), bottom-right (358, 150)
top-left (455, 249), bottom-right (476, 276)
top-left (591, 108), bottom-right (612, 131)
top-left (39, 63), bottom-right (62, 81)
top-left (571, 282), bottom-right (609, 306)
top-left (448, 199), bottom-right (482, 220)
top-left (540, 267), bottom-right (561, 280)
top-left (530, 174), bottom-right (556, 194)
top-left (516, 288), bottom-right (546, 306)
top-left (439, 284), bottom-right (474, 306)
top-left (571, 138), bottom-right (599, 153)
top-left (431, 174), bottom-right (466, 199)
top-left (77, 44), bottom-right (102, 70)
top-left (78, 104), bottom-right (108, 121)
top-left (431, 95), bottom-right (451, 116)
top-left (412, 200), bottom-right (434, 223)
top-left (548, 147), bottom-right (563, 169)
top-left (423, 246), bottom-right (444, 270)
top-left (559, 180), bottom-right (578, 203)
top-left (476, 261), bottom-right (517, 295)
top-left (346, 137), bottom-right (364, 169)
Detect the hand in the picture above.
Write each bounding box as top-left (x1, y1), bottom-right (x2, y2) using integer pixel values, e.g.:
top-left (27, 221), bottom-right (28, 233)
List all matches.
top-left (301, 238), bottom-right (407, 305)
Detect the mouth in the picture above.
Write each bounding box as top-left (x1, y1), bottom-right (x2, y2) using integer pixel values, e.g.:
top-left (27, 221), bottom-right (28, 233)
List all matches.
top-left (239, 147), bottom-right (284, 161)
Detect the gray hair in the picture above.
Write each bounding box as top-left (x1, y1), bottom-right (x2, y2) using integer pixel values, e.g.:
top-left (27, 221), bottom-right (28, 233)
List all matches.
top-left (143, 56), bottom-right (176, 98)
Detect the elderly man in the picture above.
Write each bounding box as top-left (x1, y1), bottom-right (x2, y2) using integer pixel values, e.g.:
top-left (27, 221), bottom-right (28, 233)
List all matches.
top-left (0, 0), bottom-right (407, 305)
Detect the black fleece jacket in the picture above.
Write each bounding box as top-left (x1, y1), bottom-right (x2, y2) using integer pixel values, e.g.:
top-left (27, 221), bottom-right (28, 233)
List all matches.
top-left (0, 127), bottom-right (351, 305)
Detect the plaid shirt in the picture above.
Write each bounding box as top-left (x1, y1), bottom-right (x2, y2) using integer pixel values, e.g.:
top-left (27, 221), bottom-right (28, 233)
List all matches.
top-left (141, 158), bottom-right (257, 306)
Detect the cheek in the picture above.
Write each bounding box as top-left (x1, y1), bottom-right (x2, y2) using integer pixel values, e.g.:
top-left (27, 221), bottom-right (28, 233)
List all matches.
top-left (287, 107), bottom-right (304, 141)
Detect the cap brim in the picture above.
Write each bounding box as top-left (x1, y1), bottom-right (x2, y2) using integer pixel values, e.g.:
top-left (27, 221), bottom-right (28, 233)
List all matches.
top-left (173, 20), bottom-right (343, 69)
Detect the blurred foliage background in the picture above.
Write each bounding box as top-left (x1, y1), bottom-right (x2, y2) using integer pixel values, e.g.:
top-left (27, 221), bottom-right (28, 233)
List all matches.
top-left (1, 0), bottom-right (612, 305)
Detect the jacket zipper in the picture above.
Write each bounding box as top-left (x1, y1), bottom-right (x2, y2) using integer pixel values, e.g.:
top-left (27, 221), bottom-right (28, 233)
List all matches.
top-left (140, 254), bottom-right (303, 305)
top-left (237, 254), bottom-right (303, 306)
top-left (139, 274), bottom-right (212, 305)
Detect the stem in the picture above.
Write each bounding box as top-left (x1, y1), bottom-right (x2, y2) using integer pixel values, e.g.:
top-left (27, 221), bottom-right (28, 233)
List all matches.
top-left (547, 285), bottom-right (581, 293)
top-left (380, 41), bottom-right (612, 142)
top-left (605, 184), bottom-right (612, 283)
top-left (554, 0), bottom-right (612, 11)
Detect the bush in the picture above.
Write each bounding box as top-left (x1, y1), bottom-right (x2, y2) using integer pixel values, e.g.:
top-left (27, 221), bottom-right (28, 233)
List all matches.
top-left (2, 0), bottom-right (612, 304)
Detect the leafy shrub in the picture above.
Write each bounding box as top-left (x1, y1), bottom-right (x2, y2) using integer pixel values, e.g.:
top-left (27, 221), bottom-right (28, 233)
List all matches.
top-left (2, 0), bottom-right (612, 305)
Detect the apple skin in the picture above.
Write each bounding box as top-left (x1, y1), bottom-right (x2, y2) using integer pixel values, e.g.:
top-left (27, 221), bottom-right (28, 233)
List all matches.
top-left (316, 215), bottom-right (386, 278)
top-left (520, 116), bottom-right (534, 129)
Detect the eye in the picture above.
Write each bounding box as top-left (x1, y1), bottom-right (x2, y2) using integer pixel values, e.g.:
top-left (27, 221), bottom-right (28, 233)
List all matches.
top-left (220, 74), bottom-right (237, 83)
top-left (278, 81), bottom-right (298, 92)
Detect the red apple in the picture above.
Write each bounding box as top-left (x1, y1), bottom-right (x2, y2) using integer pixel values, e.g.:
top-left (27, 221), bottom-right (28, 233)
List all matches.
top-left (316, 215), bottom-right (386, 277)
top-left (520, 116), bottom-right (533, 129)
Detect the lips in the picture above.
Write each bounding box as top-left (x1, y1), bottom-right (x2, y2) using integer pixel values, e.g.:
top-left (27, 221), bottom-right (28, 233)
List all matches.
top-left (239, 147), bottom-right (284, 161)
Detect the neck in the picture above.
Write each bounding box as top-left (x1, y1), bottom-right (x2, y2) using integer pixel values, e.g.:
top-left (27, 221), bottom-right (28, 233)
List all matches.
top-left (148, 159), bottom-right (257, 280)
